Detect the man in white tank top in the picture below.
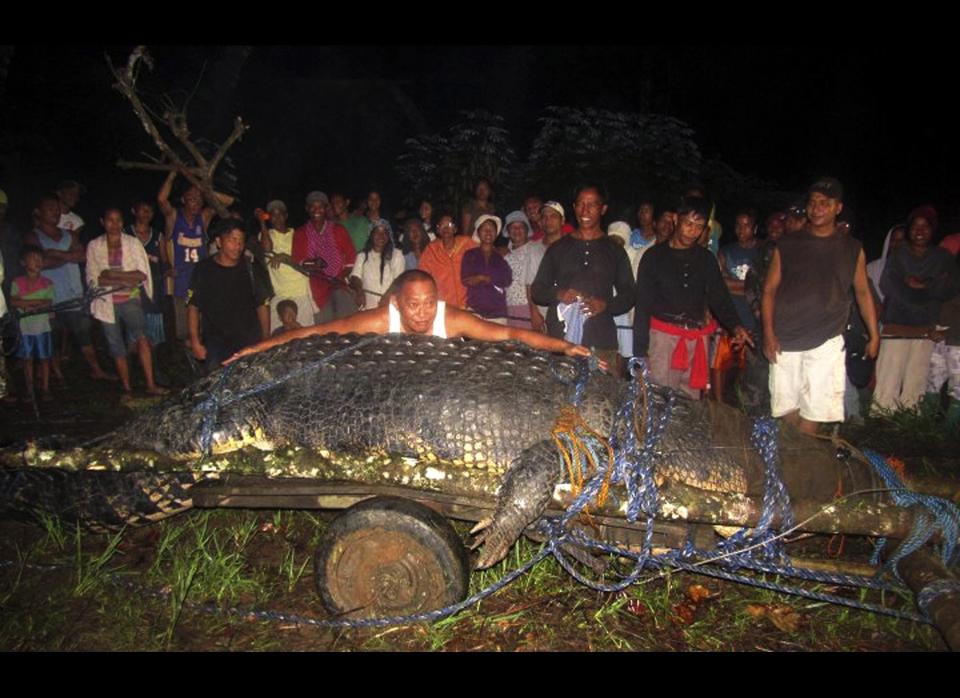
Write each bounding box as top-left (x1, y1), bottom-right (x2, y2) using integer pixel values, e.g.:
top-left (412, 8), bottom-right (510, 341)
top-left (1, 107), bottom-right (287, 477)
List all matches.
top-left (388, 298), bottom-right (447, 337)
top-left (227, 270), bottom-right (597, 365)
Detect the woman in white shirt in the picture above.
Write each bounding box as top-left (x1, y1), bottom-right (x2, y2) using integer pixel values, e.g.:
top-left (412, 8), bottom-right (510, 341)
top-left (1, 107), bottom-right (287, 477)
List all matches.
top-left (350, 219), bottom-right (405, 309)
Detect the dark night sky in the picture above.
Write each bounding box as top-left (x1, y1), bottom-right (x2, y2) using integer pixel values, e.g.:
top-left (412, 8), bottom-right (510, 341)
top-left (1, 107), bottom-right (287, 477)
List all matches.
top-left (2, 45), bottom-right (957, 257)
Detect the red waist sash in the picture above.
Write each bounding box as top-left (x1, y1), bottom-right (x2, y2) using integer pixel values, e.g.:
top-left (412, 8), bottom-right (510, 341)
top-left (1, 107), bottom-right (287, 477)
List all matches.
top-left (649, 316), bottom-right (718, 390)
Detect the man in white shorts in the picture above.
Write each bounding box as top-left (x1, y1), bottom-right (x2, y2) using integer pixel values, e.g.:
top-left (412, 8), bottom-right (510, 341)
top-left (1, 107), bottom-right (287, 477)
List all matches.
top-left (761, 177), bottom-right (879, 436)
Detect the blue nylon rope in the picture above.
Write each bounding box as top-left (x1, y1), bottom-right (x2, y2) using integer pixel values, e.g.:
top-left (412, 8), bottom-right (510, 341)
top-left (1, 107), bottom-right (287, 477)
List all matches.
top-left (862, 448), bottom-right (960, 577)
top-left (522, 358), bottom-right (954, 626)
top-left (917, 579), bottom-right (960, 619)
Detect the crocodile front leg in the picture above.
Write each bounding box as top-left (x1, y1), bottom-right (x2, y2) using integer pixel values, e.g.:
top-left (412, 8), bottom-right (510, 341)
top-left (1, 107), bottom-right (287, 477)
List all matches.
top-left (471, 440), bottom-right (561, 569)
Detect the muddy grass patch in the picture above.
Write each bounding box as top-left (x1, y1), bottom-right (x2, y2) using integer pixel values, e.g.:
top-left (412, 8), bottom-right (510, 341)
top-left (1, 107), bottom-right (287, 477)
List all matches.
top-left (0, 511), bottom-right (945, 651)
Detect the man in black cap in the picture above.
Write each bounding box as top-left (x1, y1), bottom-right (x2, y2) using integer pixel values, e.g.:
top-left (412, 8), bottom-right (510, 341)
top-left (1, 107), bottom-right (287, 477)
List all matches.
top-left (761, 177), bottom-right (879, 436)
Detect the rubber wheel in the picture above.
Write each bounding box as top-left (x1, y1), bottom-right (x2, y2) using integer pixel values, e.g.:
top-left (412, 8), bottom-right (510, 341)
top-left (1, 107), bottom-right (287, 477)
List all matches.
top-left (314, 496), bottom-right (470, 619)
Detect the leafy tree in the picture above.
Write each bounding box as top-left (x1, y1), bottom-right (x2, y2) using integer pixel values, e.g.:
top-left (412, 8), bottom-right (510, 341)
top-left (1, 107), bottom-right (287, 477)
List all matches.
top-left (396, 110), bottom-right (516, 215)
top-left (397, 105), bottom-right (780, 225)
top-left (524, 106), bottom-right (702, 205)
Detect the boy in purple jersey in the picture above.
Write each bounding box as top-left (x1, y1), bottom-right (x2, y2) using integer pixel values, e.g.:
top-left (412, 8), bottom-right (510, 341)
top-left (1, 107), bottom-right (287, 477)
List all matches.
top-left (157, 171), bottom-right (235, 345)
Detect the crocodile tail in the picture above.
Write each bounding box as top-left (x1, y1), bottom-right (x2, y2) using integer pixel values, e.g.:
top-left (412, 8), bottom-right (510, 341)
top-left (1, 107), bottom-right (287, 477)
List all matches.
top-left (0, 469), bottom-right (200, 530)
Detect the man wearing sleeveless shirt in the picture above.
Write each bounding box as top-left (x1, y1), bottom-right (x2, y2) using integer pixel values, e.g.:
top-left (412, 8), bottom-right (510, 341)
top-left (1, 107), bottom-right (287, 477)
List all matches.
top-left (157, 171), bottom-right (235, 345)
top-left (225, 269), bottom-right (596, 366)
top-left (762, 177), bottom-right (879, 436)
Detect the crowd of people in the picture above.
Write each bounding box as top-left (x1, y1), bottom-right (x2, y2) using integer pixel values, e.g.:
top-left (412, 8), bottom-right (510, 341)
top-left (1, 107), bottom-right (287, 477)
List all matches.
top-left (1, 172), bottom-right (958, 435)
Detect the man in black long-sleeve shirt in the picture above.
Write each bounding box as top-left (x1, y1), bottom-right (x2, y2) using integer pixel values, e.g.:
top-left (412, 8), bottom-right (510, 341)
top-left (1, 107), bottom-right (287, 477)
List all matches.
top-left (531, 184), bottom-right (635, 375)
top-left (634, 196), bottom-right (752, 398)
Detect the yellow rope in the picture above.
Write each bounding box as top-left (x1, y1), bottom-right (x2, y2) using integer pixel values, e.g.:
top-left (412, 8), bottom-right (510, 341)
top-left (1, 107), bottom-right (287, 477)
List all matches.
top-left (551, 405), bottom-right (615, 515)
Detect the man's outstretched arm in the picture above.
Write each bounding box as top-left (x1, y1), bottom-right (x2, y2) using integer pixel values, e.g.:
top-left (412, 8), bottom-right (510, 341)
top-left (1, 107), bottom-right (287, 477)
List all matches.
top-left (224, 308), bottom-right (387, 363)
top-left (446, 305), bottom-right (591, 359)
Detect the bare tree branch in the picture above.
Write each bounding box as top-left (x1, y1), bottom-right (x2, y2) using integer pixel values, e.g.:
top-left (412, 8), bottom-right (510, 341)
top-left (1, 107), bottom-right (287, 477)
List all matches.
top-left (160, 93), bottom-right (178, 115)
top-left (182, 59), bottom-right (208, 114)
top-left (141, 100), bottom-right (167, 127)
top-left (107, 46), bottom-right (248, 220)
top-left (137, 151), bottom-right (164, 164)
top-left (116, 160), bottom-right (205, 174)
top-left (106, 48), bottom-right (190, 174)
top-left (125, 45), bottom-right (153, 82)
top-left (165, 110), bottom-right (208, 167)
top-left (207, 116), bottom-right (249, 177)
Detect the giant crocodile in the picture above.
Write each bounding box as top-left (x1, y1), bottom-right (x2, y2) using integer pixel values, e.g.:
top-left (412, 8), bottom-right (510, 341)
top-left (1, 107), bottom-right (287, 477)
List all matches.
top-left (0, 333), bottom-right (921, 567)
top-left (108, 332), bottom-right (761, 567)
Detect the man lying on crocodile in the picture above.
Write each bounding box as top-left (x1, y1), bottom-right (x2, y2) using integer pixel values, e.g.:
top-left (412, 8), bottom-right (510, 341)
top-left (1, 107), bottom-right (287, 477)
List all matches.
top-left (226, 269), bottom-right (598, 365)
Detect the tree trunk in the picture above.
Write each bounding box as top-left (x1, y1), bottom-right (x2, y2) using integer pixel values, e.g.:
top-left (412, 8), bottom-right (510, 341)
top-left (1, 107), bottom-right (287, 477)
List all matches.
top-left (895, 547), bottom-right (960, 651)
top-left (555, 481), bottom-right (937, 541)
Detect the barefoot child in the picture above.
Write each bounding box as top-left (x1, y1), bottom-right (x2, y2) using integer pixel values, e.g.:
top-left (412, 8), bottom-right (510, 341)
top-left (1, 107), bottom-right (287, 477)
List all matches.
top-left (10, 245), bottom-right (54, 402)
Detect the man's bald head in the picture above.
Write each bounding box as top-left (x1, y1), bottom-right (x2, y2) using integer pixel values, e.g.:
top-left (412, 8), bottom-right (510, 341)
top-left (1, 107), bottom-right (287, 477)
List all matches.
top-left (390, 270), bottom-right (440, 335)
top-left (394, 269), bottom-right (438, 294)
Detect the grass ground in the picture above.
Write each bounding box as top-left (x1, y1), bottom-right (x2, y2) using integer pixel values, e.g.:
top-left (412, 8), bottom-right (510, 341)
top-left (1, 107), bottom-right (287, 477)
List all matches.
top-left (0, 510), bottom-right (946, 651)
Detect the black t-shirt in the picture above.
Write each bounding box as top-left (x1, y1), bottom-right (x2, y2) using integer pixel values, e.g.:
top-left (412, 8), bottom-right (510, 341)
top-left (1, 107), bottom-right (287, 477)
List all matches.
top-left (530, 234), bottom-right (635, 350)
top-left (633, 242), bottom-right (741, 356)
top-left (773, 229), bottom-right (862, 352)
top-left (187, 256), bottom-right (269, 354)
